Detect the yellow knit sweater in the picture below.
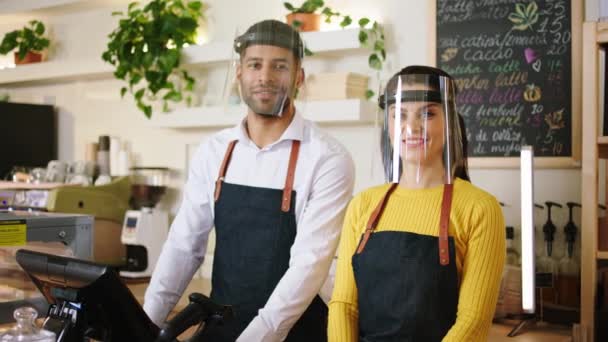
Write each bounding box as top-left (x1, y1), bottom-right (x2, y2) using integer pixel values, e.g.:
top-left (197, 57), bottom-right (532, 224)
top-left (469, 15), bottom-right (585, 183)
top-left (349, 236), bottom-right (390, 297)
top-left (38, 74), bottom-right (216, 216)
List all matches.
top-left (328, 178), bottom-right (505, 342)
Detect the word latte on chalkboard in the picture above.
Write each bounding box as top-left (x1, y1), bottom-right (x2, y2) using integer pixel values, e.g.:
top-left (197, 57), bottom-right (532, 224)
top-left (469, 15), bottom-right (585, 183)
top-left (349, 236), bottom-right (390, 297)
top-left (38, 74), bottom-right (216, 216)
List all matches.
top-left (437, 0), bottom-right (572, 157)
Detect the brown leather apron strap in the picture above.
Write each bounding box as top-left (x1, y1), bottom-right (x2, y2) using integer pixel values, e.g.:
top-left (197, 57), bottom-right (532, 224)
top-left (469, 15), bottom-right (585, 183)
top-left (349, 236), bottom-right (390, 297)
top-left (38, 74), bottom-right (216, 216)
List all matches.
top-left (214, 140), bottom-right (238, 201)
top-left (439, 183), bottom-right (454, 266)
top-left (214, 140), bottom-right (301, 211)
top-left (356, 183), bottom-right (399, 254)
top-left (281, 140), bottom-right (301, 212)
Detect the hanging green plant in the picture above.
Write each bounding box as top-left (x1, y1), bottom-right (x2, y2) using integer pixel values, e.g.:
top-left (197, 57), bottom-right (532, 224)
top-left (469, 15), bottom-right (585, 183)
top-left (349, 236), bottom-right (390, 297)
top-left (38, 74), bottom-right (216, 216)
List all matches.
top-left (101, 0), bottom-right (205, 118)
top-left (356, 18), bottom-right (386, 99)
top-left (283, 1), bottom-right (386, 99)
top-left (0, 20), bottom-right (50, 64)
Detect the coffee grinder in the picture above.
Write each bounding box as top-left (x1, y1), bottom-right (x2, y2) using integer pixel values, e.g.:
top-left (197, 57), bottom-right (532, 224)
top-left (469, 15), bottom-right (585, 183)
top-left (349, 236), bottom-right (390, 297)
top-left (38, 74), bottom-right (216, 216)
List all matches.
top-left (120, 167), bottom-right (169, 278)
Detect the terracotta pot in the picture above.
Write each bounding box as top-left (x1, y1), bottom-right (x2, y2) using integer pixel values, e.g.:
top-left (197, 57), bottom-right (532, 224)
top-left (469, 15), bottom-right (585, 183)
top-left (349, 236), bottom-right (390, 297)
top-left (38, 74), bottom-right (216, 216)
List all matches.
top-left (286, 13), bottom-right (320, 32)
top-left (14, 51), bottom-right (43, 65)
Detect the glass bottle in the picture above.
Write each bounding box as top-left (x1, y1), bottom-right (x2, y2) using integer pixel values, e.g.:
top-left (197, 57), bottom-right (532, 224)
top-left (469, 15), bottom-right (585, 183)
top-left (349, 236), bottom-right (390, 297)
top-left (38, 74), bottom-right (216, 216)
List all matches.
top-left (536, 241), bottom-right (558, 304)
top-left (557, 253), bottom-right (579, 307)
top-left (0, 307), bottom-right (55, 341)
top-left (502, 226), bottom-right (523, 316)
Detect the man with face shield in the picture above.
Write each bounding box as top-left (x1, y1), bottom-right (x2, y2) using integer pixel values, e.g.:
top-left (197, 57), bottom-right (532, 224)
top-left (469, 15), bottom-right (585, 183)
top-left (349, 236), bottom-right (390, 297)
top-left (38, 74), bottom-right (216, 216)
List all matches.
top-left (144, 20), bottom-right (355, 342)
top-left (328, 66), bottom-right (505, 341)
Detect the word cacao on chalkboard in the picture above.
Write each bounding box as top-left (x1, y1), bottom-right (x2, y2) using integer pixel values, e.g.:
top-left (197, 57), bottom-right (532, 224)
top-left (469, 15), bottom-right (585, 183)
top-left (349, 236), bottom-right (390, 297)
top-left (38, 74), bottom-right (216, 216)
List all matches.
top-left (437, 0), bottom-right (572, 157)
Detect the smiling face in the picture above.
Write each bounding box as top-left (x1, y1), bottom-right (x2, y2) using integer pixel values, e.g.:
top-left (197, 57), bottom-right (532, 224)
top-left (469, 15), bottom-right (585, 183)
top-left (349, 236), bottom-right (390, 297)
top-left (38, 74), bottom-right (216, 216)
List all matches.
top-left (387, 84), bottom-right (446, 168)
top-left (237, 44), bottom-right (303, 116)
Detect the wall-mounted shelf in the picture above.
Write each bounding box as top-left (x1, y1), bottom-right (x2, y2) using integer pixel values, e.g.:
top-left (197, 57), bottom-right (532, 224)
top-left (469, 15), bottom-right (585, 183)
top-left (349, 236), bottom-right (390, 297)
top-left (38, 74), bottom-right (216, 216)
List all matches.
top-left (147, 98), bottom-right (377, 128)
top-left (0, 28), bottom-right (364, 86)
top-left (598, 251), bottom-right (608, 260)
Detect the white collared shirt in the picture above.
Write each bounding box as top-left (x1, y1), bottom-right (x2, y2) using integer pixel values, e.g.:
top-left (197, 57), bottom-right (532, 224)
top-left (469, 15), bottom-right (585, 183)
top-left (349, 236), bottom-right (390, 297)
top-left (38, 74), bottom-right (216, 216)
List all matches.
top-left (144, 112), bottom-right (355, 341)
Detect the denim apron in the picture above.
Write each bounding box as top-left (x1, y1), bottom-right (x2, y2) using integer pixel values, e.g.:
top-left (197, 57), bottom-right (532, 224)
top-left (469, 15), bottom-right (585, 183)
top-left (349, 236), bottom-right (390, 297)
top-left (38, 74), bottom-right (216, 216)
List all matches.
top-left (352, 183), bottom-right (459, 342)
top-left (202, 140), bottom-right (327, 342)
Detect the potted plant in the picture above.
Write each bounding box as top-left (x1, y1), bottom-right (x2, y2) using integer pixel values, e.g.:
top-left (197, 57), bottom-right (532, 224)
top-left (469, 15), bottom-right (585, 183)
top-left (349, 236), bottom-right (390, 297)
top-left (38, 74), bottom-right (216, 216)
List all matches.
top-left (0, 20), bottom-right (50, 65)
top-left (283, 0), bottom-right (325, 32)
top-left (101, 0), bottom-right (205, 118)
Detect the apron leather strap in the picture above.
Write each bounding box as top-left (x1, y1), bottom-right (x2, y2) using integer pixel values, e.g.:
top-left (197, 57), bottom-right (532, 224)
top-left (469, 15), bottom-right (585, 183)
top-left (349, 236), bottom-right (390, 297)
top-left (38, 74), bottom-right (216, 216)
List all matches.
top-left (215, 140), bottom-right (238, 201)
top-left (282, 140), bottom-right (300, 212)
top-left (214, 140), bottom-right (300, 213)
top-left (438, 183), bottom-right (454, 266)
top-left (356, 183), bottom-right (455, 266)
top-left (356, 183), bottom-right (399, 254)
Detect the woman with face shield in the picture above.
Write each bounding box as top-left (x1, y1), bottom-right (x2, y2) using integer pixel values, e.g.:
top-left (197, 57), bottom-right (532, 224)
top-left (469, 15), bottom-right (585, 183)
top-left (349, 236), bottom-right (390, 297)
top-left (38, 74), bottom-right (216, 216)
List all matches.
top-left (328, 66), bottom-right (505, 341)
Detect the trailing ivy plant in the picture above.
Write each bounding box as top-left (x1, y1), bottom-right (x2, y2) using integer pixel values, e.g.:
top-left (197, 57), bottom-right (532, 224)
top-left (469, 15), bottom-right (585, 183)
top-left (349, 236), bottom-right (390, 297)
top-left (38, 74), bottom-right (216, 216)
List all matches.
top-left (284, 1), bottom-right (386, 99)
top-left (102, 0), bottom-right (205, 118)
top-left (0, 20), bottom-right (50, 60)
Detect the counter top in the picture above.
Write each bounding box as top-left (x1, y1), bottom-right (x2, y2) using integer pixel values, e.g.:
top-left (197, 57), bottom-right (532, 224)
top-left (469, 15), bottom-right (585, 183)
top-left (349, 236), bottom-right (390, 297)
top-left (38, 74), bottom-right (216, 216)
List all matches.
top-left (127, 279), bottom-right (573, 341)
top-left (0, 278), bottom-right (573, 341)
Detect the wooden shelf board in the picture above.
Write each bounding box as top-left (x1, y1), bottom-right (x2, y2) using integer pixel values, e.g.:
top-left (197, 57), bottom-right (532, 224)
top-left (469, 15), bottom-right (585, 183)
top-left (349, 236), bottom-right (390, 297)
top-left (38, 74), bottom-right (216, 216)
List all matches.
top-left (598, 251), bottom-right (608, 260)
top-left (598, 22), bottom-right (608, 43)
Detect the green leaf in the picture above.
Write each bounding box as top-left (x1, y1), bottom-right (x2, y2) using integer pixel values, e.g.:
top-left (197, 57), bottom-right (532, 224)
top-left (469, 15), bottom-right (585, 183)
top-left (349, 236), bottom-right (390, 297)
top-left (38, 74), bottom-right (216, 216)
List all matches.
top-left (365, 89), bottom-right (374, 100)
top-left (111, 11), bottom-right (124, 16)
top-left (374, 40), bottom-right (384, 52)
top-left (163, 90), bottom-right (182, 102)
top-left (340, 16), bottom-right (352, 27)
top-left (130, 73), bottom-right (143, 86)
top-left (368, 53), bottom-right (381, 70)
top-left (188, 1), bottom-right (202, 12)
top-left (304, 47), bottom-right (314, 56)
top-left (135, 88), bottom-right (145, 100)
top-left (358, 30), bottom-right (368, 44)
top-left (120, 87), bottom-right (128, 98)
top-left (358, 18), bottom-right (370, 27)
top-left (161, 15), bottom-right (179, 35)
top-left (34, 21), bottom-right (45, 35)
top-left (163, 101), bottom-right (169, 112)
top-left (139, 102), bottom-right (152, 118)
top-left (145, 70), bottom-right (161, 84)
top-left (17, 49), bottom-right (27, 60)
top-left (128, 1), bottom-right (140, 12)
top-left (284, 2), bottom-right (295, 11)
top-left (178, 17), bottom-right (198, 33)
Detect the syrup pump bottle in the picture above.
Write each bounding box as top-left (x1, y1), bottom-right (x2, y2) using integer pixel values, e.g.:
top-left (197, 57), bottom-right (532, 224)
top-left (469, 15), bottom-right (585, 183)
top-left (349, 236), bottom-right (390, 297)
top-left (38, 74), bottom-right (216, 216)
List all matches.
top-left (534, 203), bottom-right (545, 259)
top-left (557, 202), bottom-right (581, 307)
top-left (537, 201), bottom-right (563, 304)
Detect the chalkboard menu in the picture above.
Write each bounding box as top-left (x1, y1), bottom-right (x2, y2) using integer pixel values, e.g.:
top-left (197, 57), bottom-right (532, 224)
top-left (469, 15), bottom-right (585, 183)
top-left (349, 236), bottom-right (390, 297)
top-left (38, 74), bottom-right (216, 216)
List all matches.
top-left (436, 0), bottom-right (572, 157)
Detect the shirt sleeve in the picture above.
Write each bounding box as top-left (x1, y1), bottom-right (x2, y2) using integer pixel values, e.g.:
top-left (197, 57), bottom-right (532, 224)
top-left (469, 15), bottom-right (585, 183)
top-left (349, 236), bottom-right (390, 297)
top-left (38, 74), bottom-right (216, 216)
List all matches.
top-left (143, 142), bottom-right (215, 327)
top-left (443, 197), bottom-right (506, 341)
top-left (327, 194), bottom-right (363, 342)
top-left (237, 150), bottom-right (355, 342)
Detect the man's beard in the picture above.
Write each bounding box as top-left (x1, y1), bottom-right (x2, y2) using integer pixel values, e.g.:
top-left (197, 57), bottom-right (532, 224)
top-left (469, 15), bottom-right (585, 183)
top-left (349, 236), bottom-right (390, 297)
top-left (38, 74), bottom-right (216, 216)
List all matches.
top-left (242, 85), bottom-right (292, 116)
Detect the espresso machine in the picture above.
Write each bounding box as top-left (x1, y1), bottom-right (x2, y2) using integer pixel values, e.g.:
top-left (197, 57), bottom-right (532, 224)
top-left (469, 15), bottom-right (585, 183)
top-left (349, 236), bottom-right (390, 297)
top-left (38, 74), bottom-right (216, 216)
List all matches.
top-left (120, 167), bottom-right (169, 278)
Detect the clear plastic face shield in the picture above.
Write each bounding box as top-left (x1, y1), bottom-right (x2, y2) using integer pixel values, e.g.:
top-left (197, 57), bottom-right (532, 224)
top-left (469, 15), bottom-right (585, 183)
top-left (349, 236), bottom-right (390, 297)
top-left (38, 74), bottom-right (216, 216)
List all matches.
top-left (227, 20), bottom-right (304, 117)
top-left (379, 71), bottom-right (464, 187)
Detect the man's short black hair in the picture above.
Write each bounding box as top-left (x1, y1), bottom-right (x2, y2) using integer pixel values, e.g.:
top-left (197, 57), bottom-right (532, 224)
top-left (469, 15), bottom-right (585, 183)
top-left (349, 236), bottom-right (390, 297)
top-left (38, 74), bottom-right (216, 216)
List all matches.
top-left (234, 19), bottom-right (304, 60)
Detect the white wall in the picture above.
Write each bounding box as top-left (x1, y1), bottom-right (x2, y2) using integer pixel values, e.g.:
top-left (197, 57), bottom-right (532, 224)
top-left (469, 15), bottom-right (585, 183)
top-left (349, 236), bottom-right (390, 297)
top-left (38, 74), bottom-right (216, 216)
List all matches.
top-left (0, 0), bottom-right (595, 254)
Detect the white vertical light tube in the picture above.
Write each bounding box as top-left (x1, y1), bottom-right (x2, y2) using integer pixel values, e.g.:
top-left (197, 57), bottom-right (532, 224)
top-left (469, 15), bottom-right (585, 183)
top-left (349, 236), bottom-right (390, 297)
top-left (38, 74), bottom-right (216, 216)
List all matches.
top-left (520, 146), bottom-right (535, 314)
